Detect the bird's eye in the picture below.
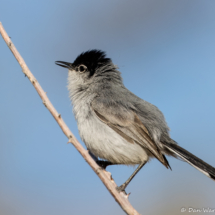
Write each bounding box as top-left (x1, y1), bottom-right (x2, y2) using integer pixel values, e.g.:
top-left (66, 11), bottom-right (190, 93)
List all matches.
top-left (78, 65), bottom-right (87, 73)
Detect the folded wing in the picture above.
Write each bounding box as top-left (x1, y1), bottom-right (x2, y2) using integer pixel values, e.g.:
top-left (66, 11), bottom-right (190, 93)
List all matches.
top-left (91, 98), bottom-right (171, 169)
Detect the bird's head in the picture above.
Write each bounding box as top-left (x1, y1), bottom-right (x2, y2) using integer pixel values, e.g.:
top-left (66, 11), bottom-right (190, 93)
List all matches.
top-left (56, 49), bottom-right (122, 98)
top-left (56, 49), bottom-right (117, 80)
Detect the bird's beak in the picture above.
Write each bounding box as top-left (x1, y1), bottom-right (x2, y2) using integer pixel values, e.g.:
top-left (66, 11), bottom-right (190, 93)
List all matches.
top-left (55, 61), bottom-right (74, 70)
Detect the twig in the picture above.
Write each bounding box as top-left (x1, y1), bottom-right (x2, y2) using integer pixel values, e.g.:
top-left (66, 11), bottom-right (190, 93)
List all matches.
top-left (0, 22), bottom-right (141, 215)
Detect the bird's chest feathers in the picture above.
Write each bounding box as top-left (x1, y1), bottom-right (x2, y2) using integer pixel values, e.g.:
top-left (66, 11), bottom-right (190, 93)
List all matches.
top-left (71, 92), bottom-right (106, 149)
top-left (74, 101), bottom-right (102, 150)
top-left (72, 92), bottom-right (93, 123)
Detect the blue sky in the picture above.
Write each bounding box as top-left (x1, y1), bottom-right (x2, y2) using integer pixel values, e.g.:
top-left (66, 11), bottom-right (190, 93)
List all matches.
top-left (1, 1), bottom-right (215, 214)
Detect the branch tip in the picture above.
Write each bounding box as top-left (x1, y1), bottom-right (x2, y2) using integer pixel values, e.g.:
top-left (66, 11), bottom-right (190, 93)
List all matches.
top-left (67, 136), bottom-right (73, 144)
top-left (126, 193), bottom-right (131, 199)
top-left (42, 100), bottom-right (47, 107)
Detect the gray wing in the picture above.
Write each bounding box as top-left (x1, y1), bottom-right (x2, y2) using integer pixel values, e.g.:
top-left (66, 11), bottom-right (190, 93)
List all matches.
top-left (91, 98), bottom-right (170, 169)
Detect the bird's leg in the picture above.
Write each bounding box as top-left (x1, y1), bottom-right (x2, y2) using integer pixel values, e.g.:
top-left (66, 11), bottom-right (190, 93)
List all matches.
top-left (116, 161), bottom-right (147, 193)
top-left (88, 150), bottom-right (116, 169)
top-left (96, 160), bottom-right (115, 169)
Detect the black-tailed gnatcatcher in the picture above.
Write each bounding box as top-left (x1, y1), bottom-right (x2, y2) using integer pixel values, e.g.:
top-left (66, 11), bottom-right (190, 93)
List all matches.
top-left (56, 50), bottom-right (215, 192)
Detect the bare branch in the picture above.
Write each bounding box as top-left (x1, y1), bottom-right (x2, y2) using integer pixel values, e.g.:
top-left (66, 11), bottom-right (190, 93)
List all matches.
top-left (0, 22), bottom-right (141, 215)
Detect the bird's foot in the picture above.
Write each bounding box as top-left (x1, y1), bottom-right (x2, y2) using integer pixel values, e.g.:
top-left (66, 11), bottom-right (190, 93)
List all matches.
top-left (96, 160), bottom-right (113, 169)
top-left (116, 183), bottom-right (127, 195)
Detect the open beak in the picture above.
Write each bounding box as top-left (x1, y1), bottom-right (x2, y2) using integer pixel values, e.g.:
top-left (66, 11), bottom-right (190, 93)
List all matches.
top-left (55, 61), bottom-right (74, 70)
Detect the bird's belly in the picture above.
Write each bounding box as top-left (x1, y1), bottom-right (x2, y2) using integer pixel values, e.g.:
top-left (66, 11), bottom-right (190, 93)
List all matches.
top-left (77, 114), bottom-right (149, 165)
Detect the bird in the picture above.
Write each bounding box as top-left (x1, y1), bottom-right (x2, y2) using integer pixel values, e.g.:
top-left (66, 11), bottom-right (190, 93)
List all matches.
top-left (55, 49), bottom-right (215, 192)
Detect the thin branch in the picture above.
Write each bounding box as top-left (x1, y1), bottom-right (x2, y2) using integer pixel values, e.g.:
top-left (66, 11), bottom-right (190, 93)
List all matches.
top-left (0, 22), bottom-right (141, 215)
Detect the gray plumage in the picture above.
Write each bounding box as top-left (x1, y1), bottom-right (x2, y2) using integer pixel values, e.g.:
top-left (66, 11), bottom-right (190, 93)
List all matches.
top-left (55, 50), bottom-right (215, 188)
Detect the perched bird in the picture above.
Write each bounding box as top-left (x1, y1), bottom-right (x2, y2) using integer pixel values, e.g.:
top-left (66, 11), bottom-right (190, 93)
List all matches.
top-left (56, 50), bottom-right (215, 192)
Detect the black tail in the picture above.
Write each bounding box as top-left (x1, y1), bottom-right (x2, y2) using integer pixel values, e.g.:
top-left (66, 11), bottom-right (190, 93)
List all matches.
top-left (163, 141), bottom-right (215, 181)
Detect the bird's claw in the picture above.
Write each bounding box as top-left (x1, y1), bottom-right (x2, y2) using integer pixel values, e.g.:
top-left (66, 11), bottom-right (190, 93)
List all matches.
top-left (116, 184), bottom-right (127, 195)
